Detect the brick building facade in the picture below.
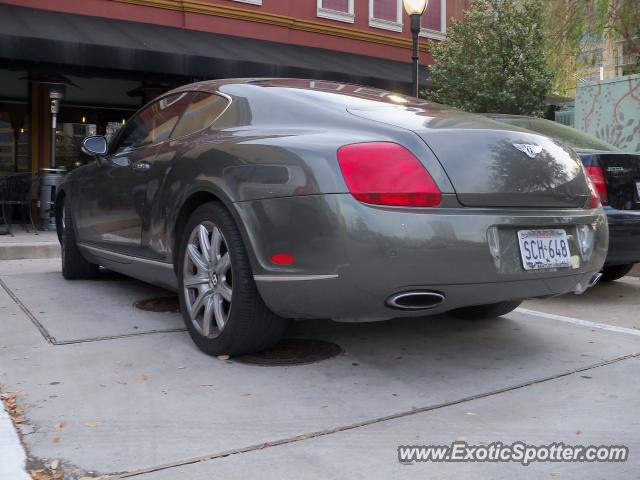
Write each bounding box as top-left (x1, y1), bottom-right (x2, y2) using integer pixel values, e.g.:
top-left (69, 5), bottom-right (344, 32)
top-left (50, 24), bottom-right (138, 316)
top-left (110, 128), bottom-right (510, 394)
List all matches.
top-left (0, 0), bottom-right (468, 176)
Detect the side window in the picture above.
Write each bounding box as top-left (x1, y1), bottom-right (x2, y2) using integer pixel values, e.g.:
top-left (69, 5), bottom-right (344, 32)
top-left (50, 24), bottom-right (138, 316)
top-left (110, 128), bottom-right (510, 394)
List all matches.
top-left (114, 92), bottom-right (192, 153)
top-left (170, 92), bottom-right (229, 139)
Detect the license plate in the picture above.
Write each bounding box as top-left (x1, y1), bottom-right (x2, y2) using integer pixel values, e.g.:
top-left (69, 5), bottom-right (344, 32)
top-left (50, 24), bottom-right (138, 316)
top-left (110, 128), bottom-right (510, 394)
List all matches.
top-left (636, 181), bottom-right (640, 200)
top-left (518, 229), bottom-right (571, 270)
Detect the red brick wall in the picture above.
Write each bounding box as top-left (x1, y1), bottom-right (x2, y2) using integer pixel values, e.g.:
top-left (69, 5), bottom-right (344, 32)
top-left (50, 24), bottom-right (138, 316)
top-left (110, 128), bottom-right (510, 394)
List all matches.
top-left (1, 0), bottom-right (467, 65)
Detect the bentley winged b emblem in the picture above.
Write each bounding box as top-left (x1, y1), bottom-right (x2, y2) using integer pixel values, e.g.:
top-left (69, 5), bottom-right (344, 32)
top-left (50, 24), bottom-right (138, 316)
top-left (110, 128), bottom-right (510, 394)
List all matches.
top-left (513, 143), bottom-right (543, 158)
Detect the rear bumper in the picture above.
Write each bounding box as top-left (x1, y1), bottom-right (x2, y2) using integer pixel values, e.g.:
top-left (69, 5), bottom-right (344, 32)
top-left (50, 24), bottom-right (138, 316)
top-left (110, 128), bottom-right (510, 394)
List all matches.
top-left (235, 194), bottom-right (608, 320)
top-left (604, 208), bottom-right (640, 266)
top-left (255, 271), bottom-right (602, 320)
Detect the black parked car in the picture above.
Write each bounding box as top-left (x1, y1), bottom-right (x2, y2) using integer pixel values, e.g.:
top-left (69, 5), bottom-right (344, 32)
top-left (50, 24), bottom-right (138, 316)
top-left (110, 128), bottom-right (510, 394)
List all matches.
top-left (488, 115), bottom-right (640, 281)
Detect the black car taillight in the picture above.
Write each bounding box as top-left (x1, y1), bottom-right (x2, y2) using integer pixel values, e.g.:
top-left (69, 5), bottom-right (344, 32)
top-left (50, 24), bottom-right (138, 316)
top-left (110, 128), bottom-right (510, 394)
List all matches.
top-left (585, 166), bottom-right (608, 207)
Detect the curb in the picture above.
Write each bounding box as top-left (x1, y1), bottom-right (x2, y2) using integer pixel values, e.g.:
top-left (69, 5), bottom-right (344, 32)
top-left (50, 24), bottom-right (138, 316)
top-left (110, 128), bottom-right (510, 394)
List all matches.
top-left (0, 400), bottom-right (30, 480)
top-left (0, 244), bottom-right (61, 260)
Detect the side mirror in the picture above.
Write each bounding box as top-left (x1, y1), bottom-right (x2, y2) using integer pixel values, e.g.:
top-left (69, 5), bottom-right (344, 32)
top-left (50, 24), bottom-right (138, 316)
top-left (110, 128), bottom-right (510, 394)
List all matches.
top-left (81, 136), bottom-right (108, 156)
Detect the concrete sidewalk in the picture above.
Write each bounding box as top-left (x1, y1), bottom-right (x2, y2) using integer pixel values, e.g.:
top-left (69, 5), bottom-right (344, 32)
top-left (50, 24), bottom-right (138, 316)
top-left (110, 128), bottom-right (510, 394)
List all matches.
top-left (0, 259), bottom-right (639, 479)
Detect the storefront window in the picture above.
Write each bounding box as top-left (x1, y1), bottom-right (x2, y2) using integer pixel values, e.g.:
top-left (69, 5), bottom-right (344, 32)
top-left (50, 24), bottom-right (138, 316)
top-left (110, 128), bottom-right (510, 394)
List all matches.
top-left (56, 123), bottom-right (97, 172)
top-left (56, 105), bottom-right (136, 171)
top-left (0, 105), bottom-right (30, 175)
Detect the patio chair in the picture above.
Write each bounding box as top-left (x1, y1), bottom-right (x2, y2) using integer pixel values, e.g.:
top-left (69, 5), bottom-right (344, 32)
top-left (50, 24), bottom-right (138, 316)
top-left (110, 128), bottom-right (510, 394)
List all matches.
top-left (0, 173), bottom-right (38, 236)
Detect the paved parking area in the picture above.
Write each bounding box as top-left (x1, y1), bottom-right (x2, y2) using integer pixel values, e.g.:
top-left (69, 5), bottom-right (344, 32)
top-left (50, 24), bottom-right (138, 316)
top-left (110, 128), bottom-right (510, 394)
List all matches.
top-left (1, 258), bottom-right (639, 479)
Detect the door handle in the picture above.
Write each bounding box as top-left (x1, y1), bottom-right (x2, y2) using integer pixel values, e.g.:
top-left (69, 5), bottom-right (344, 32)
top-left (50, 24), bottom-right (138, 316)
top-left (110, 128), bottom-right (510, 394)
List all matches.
top-left (132, 160), bottom-right (151, 172)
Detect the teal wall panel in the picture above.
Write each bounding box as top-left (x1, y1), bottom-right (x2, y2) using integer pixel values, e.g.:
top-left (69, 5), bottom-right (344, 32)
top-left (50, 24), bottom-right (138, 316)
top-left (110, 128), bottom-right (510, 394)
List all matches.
top-left (575, 74), bottom-right (640, 153)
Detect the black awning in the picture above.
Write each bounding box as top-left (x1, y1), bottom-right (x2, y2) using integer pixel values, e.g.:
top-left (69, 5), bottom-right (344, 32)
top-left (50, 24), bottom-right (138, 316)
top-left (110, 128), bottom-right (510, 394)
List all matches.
top-left (0, 4), bottom-right (429, 93)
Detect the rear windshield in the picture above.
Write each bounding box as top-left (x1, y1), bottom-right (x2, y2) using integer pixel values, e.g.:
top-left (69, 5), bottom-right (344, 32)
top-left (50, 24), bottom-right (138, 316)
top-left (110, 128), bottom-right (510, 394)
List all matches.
top-left (495, 116), bottom-right (620, 152)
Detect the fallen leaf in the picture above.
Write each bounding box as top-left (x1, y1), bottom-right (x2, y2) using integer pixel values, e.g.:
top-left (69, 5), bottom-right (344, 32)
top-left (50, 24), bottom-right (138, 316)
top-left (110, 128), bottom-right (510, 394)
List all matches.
top-left (239, 392), bottom-right (252, 397)
top-left (54, 421), bottom-right (67, 429)
top-left (217, 355), bottom-right (230, 361)
top-left (138, 373), bottom-right (148, 381)
top-left (14, 415), bottom-right (26, 424)
top-left (550, 473), bottom-right (561, 477)
top-left (161, 388), bottom-right (169, 395)
top-left (85, 421), bottom-right (102, 428)
top-left (116, 380), bottom-right (128, 385)
top-left (74, 443), bottom-right (81, 450)
top-left (576, 429), bottom-right (582, 435)
top-left (99, 384), bottom-right (107, 388)
top-left (51, 459), bottom-right (60, 470)
top-left (52, 436), bottom-right (60, 444)
top-left (320, 405), bottom-right (328, 409)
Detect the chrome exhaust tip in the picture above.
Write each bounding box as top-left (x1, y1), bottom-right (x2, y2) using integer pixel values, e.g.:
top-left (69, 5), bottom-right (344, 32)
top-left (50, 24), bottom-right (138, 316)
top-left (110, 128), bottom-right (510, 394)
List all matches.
top-left (589, 272), bottom-right (603, 288)
top-left (386, 291), bottom-right (445, 310)
top-left (573, 272), bottom-right (603, 295)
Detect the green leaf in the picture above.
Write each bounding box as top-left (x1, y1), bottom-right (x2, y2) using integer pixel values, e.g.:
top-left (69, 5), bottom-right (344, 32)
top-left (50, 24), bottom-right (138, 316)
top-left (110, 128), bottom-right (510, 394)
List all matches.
top-left (425, 0), bottom-right (551, 115)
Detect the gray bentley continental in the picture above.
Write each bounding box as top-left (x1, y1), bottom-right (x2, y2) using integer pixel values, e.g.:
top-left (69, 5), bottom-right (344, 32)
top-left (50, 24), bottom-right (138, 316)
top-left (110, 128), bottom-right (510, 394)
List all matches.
top-left (56, 79), bottom-right (608, 355)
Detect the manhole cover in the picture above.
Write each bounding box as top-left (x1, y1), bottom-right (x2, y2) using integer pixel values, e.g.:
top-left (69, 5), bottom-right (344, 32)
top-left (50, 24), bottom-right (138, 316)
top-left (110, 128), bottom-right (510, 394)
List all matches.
top-left (233, 339), bottom-right (343, 366)
top-left (134, 296), bottom-right (181, 313)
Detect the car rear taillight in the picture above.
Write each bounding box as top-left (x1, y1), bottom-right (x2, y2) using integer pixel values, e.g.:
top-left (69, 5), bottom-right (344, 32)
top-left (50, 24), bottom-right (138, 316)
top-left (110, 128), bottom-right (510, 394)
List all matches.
top-left (337, 142), bottom-right (441, 207)
top-left (585, 166), bottom-right (608, 207)
top-left (586, 178), bottom-right (601, 209)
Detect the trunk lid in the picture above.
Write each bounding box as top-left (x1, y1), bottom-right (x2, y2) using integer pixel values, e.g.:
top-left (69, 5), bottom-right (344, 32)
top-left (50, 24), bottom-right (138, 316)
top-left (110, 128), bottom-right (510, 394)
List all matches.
top-left (580, 152), bottom-right (640, 210)
top-left (348, 105), bottom-right (591, 208)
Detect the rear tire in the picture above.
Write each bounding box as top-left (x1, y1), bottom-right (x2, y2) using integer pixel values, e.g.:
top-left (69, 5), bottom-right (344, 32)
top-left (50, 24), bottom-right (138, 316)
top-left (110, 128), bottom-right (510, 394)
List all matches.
top-left (600, 264), bottom-right (634, 282)
top-left (449, 300), bottom-right (522, 320)
top-left (177, 202), bottom-right (289, 356)
top-left (59, 202), bottom-right (100, 280)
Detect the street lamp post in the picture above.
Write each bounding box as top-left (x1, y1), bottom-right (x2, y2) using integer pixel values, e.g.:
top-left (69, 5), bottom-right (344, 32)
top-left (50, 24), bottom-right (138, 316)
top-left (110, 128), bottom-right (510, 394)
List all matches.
top-left (403, 0), bottom-right (428, 98)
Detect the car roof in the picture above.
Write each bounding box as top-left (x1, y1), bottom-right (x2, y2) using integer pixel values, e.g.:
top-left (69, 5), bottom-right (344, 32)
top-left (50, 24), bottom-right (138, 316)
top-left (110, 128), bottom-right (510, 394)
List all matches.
top-left (168, 78), bottom-right (415, 104)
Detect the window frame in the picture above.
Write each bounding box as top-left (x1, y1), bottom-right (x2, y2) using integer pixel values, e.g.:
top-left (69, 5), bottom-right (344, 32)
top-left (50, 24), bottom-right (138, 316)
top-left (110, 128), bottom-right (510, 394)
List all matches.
top-left (109, 90), bottom-right (231, 155)
top-left (317, 0), bottom-right (355, 24)
top-left (232, 0), bottom-right (262, 6)
top-left (419, 0), bottom-right (446, 40)
top-left (110, 92), bottom-right (191, 155)
top-left (169, 91), bottom-right (232, 141)
top-left (369, 0), bottom-right (403, 32)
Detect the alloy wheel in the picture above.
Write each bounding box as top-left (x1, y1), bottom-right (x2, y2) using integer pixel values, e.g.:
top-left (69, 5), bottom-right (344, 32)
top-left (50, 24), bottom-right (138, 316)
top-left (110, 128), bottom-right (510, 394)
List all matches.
top-left (182, 221), bottom-right (233, 338)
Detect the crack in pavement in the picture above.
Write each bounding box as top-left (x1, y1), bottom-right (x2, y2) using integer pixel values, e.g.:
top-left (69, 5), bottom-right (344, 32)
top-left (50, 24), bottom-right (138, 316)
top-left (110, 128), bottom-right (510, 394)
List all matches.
top-left (0, 277), bottom-right (185, 345)
top-left (0, 277), bottom-right (54, 343)
top-left (115, 351), bottom-right (640, 478)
